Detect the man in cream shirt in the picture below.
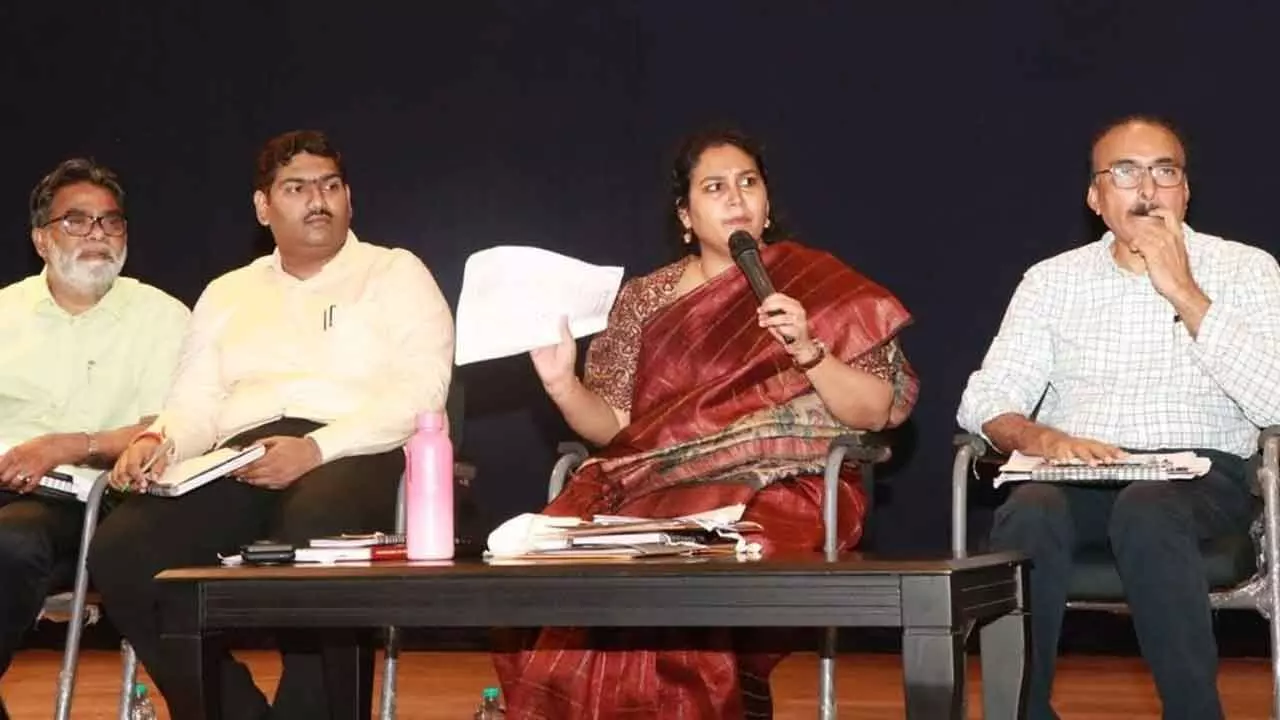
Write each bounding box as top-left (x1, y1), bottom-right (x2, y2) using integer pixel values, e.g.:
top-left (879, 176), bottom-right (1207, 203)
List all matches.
top-left (0, 159), bottom-right (188, 720)
top-left (90, 130), bottom-right (455, 719)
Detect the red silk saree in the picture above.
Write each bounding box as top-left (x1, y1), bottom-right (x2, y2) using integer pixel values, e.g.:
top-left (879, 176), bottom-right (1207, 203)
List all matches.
top-left (494, 241), bottom-right (916, 719)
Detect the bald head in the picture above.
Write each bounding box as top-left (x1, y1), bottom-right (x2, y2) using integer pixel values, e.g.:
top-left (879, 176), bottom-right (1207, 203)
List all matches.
top-left (1090, 116), bottom-right (1186, 172)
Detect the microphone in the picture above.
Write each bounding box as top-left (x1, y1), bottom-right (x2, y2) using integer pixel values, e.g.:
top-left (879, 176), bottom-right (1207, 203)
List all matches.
top-left (729, 230), bottom-right (793, 344)
top-left (729, 230), bottom-right (775, 300)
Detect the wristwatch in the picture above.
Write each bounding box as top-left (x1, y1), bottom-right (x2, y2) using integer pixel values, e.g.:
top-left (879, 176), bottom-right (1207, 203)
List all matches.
top-left (794, 339), bottom-right (828, 371)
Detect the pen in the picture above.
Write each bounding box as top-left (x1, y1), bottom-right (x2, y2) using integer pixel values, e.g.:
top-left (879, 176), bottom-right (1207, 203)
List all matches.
top-left (140, 437), bottom-right (174, 476)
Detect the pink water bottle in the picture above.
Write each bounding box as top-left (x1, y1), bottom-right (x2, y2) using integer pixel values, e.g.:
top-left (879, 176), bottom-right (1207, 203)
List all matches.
top-left (404, 411), bottom-right (455, 560)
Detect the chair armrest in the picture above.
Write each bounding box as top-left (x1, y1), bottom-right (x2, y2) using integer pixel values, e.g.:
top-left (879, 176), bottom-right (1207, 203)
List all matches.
top-left (548, 441), bottom-right (590, 503)
top-left (951, 433), bottom-right (996, 556)
top-left (953, 432), bottom-right (990, 457)
top-left (820, 433), bottom-right (893, 560)
top-left (827, 432), bottom-right (892, 465)
top-left (1251, 426), bottom-right (1280, 497)
top-left (1255, 427), bottom-right (1280, 625)
top-left (453, 461), bottom-right (477, 488)
top-left (1259, 426), bottom-right (1280, 457)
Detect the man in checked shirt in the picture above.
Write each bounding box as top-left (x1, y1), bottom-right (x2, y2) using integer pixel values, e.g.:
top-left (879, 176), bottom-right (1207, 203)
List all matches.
top-left (957, 115), bottom-right (1280, 720)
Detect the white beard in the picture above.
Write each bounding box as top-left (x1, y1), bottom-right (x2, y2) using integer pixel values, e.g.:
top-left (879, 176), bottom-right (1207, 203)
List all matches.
top-left (47, 241), bottom-right (127, 298)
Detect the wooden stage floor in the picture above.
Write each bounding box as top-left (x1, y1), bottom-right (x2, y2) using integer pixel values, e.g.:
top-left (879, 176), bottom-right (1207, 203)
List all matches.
top-left (0, 649), bottom-right (1272, 718)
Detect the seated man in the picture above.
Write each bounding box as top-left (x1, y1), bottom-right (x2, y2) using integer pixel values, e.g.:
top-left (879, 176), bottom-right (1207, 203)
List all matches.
top-left (957, 115), bottom-right (1280, 720)
top-left (0, 159), bottom-right (188, 720)
top-left (88, 130), bottom-right (455, 720)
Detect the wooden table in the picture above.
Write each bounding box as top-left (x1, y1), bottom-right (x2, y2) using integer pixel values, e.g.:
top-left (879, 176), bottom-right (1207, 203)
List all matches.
top-left (156, 552), bottom-right (1029, 719)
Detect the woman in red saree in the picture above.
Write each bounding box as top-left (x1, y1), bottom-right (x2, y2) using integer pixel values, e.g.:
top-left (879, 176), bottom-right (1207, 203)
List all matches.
top-left (494, 129), bottom-right (918, 719)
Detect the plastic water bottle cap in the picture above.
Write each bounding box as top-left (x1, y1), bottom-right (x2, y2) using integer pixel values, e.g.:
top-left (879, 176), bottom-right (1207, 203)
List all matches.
top-left (482, 687), bottom-right (499, 701)
top-left (416, 411), bottom-right (444, 431)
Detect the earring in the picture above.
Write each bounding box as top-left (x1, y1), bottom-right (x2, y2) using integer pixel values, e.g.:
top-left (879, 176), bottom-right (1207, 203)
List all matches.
top-left (683, 231), bottom-right (692, 245)
top-left (764, 218), bottom-right (772, 229)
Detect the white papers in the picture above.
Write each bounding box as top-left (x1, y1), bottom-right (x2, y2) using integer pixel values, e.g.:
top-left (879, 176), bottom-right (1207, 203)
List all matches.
top-left (146, 445), bottom-right (266, 497)
top-left (994, 450), bottom-right (1212, 488)
top-left (454, 246), bottom-right (624, 365)
top-left (0, 440), bottom-right (101, 502)
top-left (484, 505), bottom-right (762, 560)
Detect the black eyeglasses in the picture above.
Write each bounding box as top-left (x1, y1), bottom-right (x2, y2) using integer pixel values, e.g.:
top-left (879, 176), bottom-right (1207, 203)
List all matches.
top-left (43, 212), bottom-right (128, 237)
top-left (1092, 163), bottom-right (1185, 190)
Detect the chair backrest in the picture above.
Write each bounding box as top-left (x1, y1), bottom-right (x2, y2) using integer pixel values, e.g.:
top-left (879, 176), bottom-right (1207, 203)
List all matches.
top-left (445, 376), bottom-right (464, 454)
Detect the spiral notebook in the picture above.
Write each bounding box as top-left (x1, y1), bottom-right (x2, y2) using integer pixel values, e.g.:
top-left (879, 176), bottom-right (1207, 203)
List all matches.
top-left (0, 441), bottom-right (103, 503)
top-left (34, 467), bottom-right (103, 502)
top-left (994, 450), bottom-right (1211, 488)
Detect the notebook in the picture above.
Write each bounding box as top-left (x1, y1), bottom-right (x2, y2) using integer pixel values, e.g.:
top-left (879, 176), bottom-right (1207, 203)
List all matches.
top-left (146, 445), bottom-right (266, 497)
top-left (0, 441), bottom-right (104, 503)
top-left (34, 467), bottom-right (105, 502)
top-left (994, 450), bottom-right (1211, 488)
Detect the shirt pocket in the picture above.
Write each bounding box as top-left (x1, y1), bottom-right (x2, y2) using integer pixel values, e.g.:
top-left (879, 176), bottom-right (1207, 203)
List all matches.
top-left (323, 301), bottom-right (388, 380)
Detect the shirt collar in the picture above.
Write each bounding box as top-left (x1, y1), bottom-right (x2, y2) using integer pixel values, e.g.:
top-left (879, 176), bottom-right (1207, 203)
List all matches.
top-left (265, 230), bottom-right (361, 284)
top-left (29, 267), bottom-right (128, 319)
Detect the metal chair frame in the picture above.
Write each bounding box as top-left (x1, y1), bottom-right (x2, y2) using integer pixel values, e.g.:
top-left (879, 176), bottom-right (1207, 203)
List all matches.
top-left (950, 430), bottom-right (1280, 719)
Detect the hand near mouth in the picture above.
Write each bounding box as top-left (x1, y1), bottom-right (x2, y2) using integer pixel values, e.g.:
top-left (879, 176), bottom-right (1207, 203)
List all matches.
top-left (1128, 207), bottom-right (1208, 325)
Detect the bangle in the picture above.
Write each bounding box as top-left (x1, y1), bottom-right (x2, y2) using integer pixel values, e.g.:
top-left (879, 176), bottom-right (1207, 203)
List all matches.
top-left (794, 339), bottom-right (828, 372)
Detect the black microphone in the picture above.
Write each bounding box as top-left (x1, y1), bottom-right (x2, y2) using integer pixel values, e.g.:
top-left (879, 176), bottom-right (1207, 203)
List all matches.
top-left (729, 230), bottom-right (793, 344)
top-left (729, 230), bottom-right (774, 300)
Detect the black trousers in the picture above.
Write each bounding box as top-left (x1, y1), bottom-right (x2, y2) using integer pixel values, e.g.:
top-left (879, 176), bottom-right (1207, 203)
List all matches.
top-left (88, 419), bottom-right (403, 720)
top-left (0, 490), bottom-right (86, 720)
top-left (988, 449), bottom-right (1256, 720)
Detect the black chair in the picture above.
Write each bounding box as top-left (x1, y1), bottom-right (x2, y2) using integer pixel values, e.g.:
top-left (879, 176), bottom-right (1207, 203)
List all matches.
top-left (951, 430), bottom-right (1280, 718)
top-left (547, 431), bottom-right (893, 720)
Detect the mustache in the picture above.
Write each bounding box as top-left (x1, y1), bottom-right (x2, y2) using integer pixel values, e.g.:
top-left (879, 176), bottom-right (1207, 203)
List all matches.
top-left (304, 210), bottom-right (333, 221)
top-left (73, 243), bottom-right (121, 261)
top-left (1129, 201), bottom-right (1159, 217)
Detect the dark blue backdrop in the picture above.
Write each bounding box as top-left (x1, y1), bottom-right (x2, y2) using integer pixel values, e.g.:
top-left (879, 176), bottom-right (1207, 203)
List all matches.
top-left (3, 1), bottom-right (1278, 551)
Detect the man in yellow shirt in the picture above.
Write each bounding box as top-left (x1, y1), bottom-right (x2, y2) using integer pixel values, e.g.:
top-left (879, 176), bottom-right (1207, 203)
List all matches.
top-left (0, 159), bottom-right (189, 720)
top-left (93, 130), bottom-right (453, 719)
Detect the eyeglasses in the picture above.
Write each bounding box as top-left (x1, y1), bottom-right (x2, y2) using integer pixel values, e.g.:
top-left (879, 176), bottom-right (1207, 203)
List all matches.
top-left (1093, 162), bottom-right (1185, 190)
top-left (44, 212), bottom-right (127, 237)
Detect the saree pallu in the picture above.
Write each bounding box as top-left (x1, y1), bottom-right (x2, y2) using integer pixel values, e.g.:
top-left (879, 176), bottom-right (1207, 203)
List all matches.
top-left (494, 242), bottom-right (914, 719)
